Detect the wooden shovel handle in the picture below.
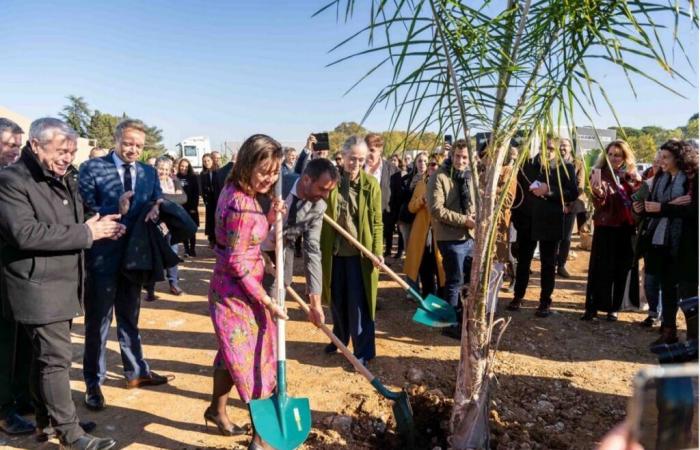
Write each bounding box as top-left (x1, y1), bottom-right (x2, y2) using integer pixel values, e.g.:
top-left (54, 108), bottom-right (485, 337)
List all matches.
top-left (322, 214), bottom-right (410, 291)
top-left (285, 286), bottom-right (375, 381)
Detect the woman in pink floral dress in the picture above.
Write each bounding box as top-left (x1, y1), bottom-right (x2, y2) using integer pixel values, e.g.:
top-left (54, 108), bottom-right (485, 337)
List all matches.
top-left (205, 134), bottom-right (287, 450)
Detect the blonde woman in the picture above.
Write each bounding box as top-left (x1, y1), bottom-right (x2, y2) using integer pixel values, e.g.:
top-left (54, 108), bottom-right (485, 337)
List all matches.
top-left (582, 140), bottom-right (640, 321)
top-left (403, 153), bottom-right (446, 297)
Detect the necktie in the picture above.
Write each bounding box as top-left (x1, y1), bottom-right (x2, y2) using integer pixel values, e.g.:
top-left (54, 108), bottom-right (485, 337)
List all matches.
top-left (123, 164), bottom-right (133, 192)
top-left (287, 195), bottom-right (300, 227)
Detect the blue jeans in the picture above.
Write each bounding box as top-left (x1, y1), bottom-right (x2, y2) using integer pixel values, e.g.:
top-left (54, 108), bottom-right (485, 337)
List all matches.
top-left (644, 261), bottom-right (662, 319)
top-left (437, 240), bottom-right (472, 307)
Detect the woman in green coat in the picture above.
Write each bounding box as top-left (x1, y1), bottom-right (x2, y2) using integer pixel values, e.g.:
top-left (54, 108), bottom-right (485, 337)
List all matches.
top-left (320, 136), bottom-right (383, 365)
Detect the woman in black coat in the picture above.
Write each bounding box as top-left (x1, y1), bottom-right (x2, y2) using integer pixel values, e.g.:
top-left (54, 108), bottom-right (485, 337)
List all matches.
top-left (199, 153), bottom-right (217, 249)
top-left (634, 140), bottom-right (698, 344)
top-left (176, 158), bottom-right (200, 256)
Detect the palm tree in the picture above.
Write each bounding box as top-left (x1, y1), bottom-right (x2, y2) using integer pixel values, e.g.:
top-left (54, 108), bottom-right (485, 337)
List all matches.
top-left (318, 1), bottom-right (697, 448)
top-left (59, 95), bottom-right (91, 137)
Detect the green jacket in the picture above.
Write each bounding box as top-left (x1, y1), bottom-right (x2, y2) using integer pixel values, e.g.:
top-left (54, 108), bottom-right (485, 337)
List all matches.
top-left (320, 170), bottom-right (383, 320)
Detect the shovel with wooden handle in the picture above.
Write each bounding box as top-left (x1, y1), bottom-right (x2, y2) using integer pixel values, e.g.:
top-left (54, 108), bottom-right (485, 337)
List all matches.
top-left (322, 213), bottom-right (457, 327)
top-left (250, 180), bottom-right (311, 450)
top-left (286, 286), bottom-right (415, 442)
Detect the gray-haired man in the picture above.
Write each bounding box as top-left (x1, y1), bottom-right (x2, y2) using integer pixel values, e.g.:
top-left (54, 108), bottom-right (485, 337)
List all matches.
top-left (0, 118), bottom-right (124, 449)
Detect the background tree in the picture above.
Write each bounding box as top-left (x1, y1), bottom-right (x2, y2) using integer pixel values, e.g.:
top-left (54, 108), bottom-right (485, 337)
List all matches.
top-left (319, 1), bottom-right (696, 448)
top-left (329, 121), bottom-right (368, 151)
top-left (59, 95), bottom-right (91, 137)
top-left (684, 113), bottom-right (699, 138)
top-left (87, 110), bottom-right (119, 148)
top-left (142, 124), bottom-right (167, 161)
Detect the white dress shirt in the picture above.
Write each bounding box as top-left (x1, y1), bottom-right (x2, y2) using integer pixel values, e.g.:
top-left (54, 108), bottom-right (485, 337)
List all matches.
top-left (366, 160), bottom-right (383, 185)
top-left (112, 152), bottom-right (137, 191)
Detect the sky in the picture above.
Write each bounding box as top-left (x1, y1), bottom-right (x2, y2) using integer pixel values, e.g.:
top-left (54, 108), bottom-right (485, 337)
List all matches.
top-left (1, 0), bottom-right (698, 152)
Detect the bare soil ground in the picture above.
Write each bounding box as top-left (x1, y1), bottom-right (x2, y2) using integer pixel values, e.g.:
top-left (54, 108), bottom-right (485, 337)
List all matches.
top-left (4, 229), bottom-right (685, 450)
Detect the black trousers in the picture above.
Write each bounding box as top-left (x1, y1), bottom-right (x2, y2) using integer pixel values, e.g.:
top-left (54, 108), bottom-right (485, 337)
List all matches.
top-left (0, 314), bottom-right (32, 416)
top-left (418, 245), bottom-right (438, 298)
top-left (513, 227), bottom-right (557, 304)
top-left (647, 246), bottom-right (681, 328)
top-left (557, 212), bottom-right (575, 268)
top-left (23, 320), bottom-right (83, 444)
top-left (382, 211), bottom-right (402, 255)
top-left (330, 256), bottom-right (376, 361)
top-left (585, 225), bottom-right (635, 314)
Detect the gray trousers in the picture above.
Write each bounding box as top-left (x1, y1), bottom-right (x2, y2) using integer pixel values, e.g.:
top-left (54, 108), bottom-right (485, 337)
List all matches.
top-left (23, 320), bottom-right (84, 444)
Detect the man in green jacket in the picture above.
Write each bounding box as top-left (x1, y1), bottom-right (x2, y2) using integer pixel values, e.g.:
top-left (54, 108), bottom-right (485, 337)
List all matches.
top-left (320, 135), bottom-right (383, 366)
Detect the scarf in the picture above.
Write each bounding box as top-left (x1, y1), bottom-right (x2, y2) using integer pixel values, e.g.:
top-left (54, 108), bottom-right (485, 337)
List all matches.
top-left (443, 158), bottom-right (470, 214)
top-left (647, 171), bottom-right (686, 254)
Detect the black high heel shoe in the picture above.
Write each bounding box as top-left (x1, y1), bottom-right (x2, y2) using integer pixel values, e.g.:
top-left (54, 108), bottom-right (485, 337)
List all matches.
top-left (203, 407), bottom-right (244, 436)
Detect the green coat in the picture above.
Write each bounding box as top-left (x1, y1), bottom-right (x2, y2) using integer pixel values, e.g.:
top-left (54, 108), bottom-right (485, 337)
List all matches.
top-left (320, 170), bottom-right (383, 320)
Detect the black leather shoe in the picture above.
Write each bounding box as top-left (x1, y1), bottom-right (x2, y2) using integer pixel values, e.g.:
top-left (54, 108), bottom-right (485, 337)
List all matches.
top-left (84, 386), bottom-right (105, 411)
top-left (324, 343), bottom-right (338, 354)
top-left (606, 312), bottom-right (618, 322)
top-left (37, 421), bottom-right (97, 443)
top-left (60, 433), bottom-right (116, 450)
top-left (557, 265), bottom-right (571, 278)
top-left (535, 303), bottom-right (551, 318)
top-left (580, 311), bottom-right (597, 321)
top-left (0, 411), bottom-right (35, 435)
top-left (506, 298), bottom-right (522, 311)
top-left (441, 325), bottom-right (461, 340)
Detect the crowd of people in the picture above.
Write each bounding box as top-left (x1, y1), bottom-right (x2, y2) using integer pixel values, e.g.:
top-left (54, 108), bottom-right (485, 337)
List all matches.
top-left (0, 114), bottom-right (697, 450)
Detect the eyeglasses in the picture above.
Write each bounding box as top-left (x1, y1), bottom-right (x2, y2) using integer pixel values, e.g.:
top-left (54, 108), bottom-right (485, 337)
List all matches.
top-left (429, 162), bottom-right (438, 167)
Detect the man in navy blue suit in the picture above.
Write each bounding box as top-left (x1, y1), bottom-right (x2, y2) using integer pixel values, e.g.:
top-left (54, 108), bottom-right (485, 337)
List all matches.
top-left (79, 119), bottom-right (173, 411)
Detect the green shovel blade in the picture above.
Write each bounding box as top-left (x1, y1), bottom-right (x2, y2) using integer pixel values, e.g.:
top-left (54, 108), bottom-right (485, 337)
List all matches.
top-left (422, 293), bottom-right (458, 323)
top-left (406, 288), bottom-right (457, 324)
top-left (412, 307), bottom-right (458, 328)
top-left (250, 394), bottom-right (311, 450)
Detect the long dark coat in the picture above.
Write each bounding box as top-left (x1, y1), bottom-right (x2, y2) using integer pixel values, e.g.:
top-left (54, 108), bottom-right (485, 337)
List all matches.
top-left (0, 145), bottom-right (93, 324)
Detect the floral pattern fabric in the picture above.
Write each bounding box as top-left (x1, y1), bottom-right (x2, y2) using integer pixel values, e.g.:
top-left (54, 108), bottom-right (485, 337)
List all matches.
top-left (208, 183), bottom-right (276, 403)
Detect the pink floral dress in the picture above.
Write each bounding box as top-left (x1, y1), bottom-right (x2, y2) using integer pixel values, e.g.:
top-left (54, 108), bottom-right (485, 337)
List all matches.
top-left (208, 183), bottom-right (276, 403)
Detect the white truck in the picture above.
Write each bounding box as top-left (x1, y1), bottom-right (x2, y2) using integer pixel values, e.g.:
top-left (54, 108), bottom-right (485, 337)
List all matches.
top-left (174, 136), bottom-right (211, 171)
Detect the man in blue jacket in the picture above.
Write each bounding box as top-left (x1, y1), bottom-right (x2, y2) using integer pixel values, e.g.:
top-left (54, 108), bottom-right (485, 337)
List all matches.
top-left (79, 119), bottom-right (173, 412)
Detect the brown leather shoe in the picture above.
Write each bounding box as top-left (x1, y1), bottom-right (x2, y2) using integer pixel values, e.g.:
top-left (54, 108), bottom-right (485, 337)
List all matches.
top-left (126, 372), bottom-right (174, 389)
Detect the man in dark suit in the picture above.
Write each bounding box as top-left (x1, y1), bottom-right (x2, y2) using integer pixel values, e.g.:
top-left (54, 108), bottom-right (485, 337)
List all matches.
top-left (0, 118), bottom-right (35, 436)
top-left (364, 133), bottom-right (398, 257)
top-left (262, 158), bottom-right (339, 325)
top-left (79, 119), bottom-right (173, 412)
top-left (508, 138), bottom-right (578, 317)
top-left (0, 117), bottom-right (123, 449)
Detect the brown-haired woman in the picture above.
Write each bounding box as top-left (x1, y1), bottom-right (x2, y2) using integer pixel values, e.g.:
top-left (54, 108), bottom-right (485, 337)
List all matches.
top-left (200, 153), bottom-right (217, 248)
top-left (176, 158), bottom-right (200, 256)
top-left (582, 140), bottom-right (640, 321)
top-left (635, 139), bottom-right (698, 344)
top-left (206, 134), bottom-right (288, 450)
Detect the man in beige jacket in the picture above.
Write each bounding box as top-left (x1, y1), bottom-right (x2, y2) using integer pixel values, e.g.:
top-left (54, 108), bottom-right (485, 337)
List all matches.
top-left (427, 139), bottom-right (475, 339)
